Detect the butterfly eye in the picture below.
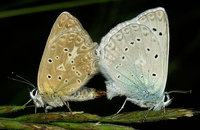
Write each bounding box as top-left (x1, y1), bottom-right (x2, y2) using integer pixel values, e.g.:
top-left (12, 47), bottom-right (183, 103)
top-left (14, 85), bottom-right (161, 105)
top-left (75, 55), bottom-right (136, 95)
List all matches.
top-left (164, 94), bottom-right (169, 102)
top-left (159, 32), bottom-right (162, 36)
top-left (32, 89), bottom-right (37, 96)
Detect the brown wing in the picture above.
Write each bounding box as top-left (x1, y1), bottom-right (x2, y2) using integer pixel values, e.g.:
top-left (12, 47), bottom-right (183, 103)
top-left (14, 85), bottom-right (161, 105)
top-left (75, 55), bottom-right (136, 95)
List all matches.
top-left (37, 12), bottom-right (99, 96)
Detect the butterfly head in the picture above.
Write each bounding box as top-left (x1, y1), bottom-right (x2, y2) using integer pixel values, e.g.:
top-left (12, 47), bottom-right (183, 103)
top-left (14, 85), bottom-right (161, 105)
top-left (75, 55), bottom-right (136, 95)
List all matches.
top-left (129, 91), bottom-right (172, 110)
top-left (153, 92), bottom-right (172, 110)
top-left (30, 89), bottom-right (45, 108)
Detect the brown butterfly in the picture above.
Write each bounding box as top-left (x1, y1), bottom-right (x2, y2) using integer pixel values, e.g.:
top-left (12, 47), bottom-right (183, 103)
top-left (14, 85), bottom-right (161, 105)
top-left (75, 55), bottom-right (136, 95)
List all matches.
top-left (29, 12), bottom-right (105, 112)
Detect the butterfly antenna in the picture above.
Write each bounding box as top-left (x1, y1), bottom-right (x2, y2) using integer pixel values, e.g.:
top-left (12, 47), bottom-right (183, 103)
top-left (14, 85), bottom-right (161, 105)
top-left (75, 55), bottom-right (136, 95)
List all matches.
top-left (8, 72), bottom-right (36, 88)
top-left (167, 90), bottom-right (192, 94)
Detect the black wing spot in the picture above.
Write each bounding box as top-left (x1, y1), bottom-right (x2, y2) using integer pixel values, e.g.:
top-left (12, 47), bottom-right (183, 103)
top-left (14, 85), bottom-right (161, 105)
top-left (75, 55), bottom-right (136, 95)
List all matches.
top-left (124, 47), bottom-right (129, 52)
top-left (55, 56), bottom-right (59, 60)
top-left (130, 41), bottom-right (135, 45)
top-left (117, 75), bottom-right (121, 78)
top-left (152, 73), bottom-right (156, 77)
top-left (47, 74), bottom-right (52, 79)
top-left (153, 28), bottom-right (157, 31)
top-left (58, 76), bottom-right (62, 80)
top-left (48, 58), bottom-right (53, 63)
top-left (154, 54), bottom-right (158, 59)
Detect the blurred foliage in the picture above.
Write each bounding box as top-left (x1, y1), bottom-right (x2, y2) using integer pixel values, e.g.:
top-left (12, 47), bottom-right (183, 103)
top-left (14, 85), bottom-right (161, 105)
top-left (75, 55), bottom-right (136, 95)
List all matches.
top-left (0, 0), bottom-right (119, 18)
top-left (0, 106), bottom-right (198, 129)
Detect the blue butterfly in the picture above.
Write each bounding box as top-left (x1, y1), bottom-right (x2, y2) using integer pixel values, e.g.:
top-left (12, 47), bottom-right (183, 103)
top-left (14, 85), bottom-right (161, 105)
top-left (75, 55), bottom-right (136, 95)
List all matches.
top-left (97, 7), bottom-right (171, 114)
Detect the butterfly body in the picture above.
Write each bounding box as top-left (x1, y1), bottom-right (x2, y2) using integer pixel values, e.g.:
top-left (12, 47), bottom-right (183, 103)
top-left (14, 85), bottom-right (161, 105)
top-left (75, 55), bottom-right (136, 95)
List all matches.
top-left (30, 87), bottom-right (102, 110)
top-left (30, 12), bottom-right (105, 111)
top-left (97, 7), bottom-right (171, 110)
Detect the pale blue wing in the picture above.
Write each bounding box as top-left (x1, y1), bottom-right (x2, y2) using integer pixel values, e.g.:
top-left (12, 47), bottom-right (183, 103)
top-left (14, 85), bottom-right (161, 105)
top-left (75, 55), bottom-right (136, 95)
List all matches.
top-left (98, 7), bottom-right (169, 100)
top-left (136, 7), bottom-right (169, 95)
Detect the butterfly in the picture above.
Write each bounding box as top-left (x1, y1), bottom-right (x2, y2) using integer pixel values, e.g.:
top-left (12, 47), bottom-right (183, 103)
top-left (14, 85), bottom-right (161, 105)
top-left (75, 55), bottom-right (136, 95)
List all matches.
top-left (29, 12), bottom-right (105, 112)
top-left (97, 7), bottom-right (171, 114)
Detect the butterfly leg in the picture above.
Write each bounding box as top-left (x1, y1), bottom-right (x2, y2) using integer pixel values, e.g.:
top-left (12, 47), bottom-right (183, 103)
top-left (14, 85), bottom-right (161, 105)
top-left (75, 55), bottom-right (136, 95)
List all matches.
top-left (35, 106), bottom-right (37, 114)
top-left (163, 105), bottom-right (165, 113)
top-left (66, 101), bottom-right (72, 114)
top-left (143, 110), bottom-right (150, 122)
top-left (60, 97), bottom-right (72, 114)
top-left (162, 103), bottom-right (166, 119)
top-left (143, 107), bottom-right (153, 122)
top-left (44, 103), bottom-right (50, 113)
top-left (45, 108), bottom-right (48, 113)
top-left (112, 98), bottom-right (128, 118)
top-left (23, 99), bottom-right (32, 107)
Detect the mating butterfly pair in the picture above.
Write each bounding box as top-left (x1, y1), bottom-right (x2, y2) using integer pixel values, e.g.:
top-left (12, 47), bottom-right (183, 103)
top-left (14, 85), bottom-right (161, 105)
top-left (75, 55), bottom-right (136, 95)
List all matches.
top-left (30, 7), bottom-right (171, 113)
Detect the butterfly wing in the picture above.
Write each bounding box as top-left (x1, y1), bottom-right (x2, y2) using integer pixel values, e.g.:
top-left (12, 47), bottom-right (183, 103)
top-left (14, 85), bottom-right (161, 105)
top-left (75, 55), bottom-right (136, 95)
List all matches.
top-left (136, 7), bottom-right (169, 95)
top-left (38, 12), bottom-right (99, 96)
top-left (98, 7), bottom-right (169, 100)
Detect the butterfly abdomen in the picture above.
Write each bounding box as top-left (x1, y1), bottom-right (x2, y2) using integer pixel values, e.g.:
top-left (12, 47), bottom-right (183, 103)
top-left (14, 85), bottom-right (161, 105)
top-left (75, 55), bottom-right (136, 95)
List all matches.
top-left (62, 87), bottom-right (106, 101)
